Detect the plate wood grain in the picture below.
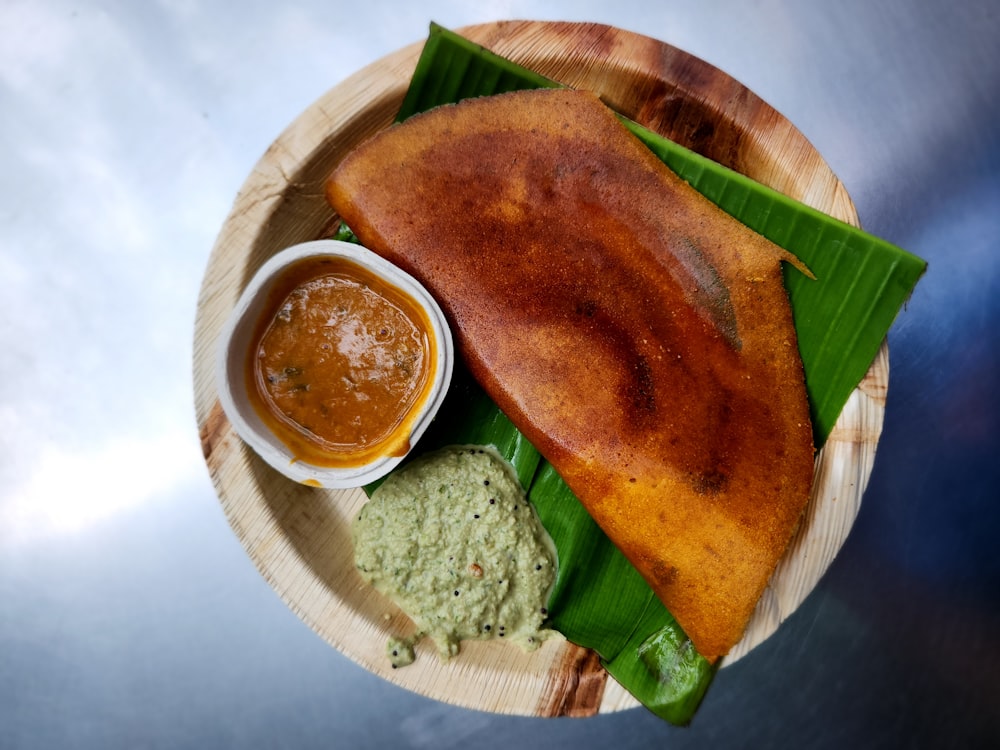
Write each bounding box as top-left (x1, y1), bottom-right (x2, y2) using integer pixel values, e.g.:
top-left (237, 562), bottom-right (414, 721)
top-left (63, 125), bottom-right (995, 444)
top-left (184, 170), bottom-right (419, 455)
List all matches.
top-left (192, 20), bottom-right (886, 717)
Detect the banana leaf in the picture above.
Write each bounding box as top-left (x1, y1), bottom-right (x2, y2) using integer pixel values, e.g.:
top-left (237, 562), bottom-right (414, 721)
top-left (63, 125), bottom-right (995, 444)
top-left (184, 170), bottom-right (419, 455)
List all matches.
top-left (358, 23), bottom-right (925, 725)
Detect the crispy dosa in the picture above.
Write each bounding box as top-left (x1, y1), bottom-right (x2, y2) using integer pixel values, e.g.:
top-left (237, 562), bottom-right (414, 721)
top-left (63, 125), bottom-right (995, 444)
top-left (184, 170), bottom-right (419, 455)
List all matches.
top-left (326, 88), bottom-right (815, 663)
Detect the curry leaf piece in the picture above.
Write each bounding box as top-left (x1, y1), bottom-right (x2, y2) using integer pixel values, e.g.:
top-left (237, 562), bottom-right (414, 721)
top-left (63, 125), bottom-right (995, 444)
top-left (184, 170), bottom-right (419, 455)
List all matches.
top-left (331, 221), bottom-right (361, 244)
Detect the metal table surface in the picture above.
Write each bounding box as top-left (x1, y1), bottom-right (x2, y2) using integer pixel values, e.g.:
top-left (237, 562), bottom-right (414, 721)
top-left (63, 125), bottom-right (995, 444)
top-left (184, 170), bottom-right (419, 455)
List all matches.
top-left (2, 1), bottom-right (997, 748)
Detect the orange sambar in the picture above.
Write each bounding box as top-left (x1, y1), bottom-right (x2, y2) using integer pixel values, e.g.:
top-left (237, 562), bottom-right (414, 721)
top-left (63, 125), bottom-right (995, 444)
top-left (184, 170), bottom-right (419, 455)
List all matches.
top-left (246, 255), bottom-right (437, 468)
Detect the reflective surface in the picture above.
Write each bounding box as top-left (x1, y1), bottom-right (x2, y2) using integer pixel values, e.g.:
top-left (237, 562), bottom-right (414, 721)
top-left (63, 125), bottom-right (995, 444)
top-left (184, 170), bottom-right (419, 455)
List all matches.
top-left (2, 1), bottom-right (997, 747)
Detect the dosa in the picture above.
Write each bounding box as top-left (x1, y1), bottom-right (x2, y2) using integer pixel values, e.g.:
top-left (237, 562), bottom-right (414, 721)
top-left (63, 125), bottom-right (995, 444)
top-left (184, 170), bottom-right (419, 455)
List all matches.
top-left (326, 88), bottom-right (815, 663)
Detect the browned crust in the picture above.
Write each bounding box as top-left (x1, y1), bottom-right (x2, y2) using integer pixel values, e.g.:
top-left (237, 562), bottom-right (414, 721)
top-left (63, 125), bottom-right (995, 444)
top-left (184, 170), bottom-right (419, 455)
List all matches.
top-left (326, 88), bottom-right (815, 662)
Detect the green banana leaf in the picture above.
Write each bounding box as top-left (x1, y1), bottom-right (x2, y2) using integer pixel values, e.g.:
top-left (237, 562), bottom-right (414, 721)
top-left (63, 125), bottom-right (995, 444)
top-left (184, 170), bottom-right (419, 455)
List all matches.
top-left (358, 22), bottom-right (926, 725)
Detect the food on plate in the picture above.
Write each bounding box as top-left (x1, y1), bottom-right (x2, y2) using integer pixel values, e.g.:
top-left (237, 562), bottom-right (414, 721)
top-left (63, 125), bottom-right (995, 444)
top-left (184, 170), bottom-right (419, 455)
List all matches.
top-left (245, 254), bottom-right (438, 468)
top-left (327, 87), bottom-right (817, 663)
top-left (352, 445), bottom-right (558, 666)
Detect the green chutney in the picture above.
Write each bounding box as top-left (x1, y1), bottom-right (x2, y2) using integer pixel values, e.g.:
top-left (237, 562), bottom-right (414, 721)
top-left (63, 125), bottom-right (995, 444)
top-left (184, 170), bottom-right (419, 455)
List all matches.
top-left (352, 445), bottom-right (558, 667)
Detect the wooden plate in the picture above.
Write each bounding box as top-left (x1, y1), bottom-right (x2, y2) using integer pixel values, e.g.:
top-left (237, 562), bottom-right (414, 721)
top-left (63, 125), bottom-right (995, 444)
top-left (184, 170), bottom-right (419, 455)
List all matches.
top-left (192, 20), bottom-right (886, 717)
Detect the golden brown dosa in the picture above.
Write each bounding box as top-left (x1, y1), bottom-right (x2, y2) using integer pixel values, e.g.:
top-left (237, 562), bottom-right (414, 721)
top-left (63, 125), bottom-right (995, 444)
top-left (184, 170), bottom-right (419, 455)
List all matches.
top-left (326, 88), bottom-right (815, 663)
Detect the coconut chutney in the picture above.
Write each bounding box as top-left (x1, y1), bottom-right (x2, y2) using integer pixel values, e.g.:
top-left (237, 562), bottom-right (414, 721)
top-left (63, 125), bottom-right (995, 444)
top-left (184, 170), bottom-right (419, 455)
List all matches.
top-left (352, 445), bottom-right (557, 667)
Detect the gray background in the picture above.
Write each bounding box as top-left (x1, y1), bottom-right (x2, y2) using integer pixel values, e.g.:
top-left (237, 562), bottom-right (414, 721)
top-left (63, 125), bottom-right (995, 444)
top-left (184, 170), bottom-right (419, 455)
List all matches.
top-left (2, 1), bottom-right (997, 748)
